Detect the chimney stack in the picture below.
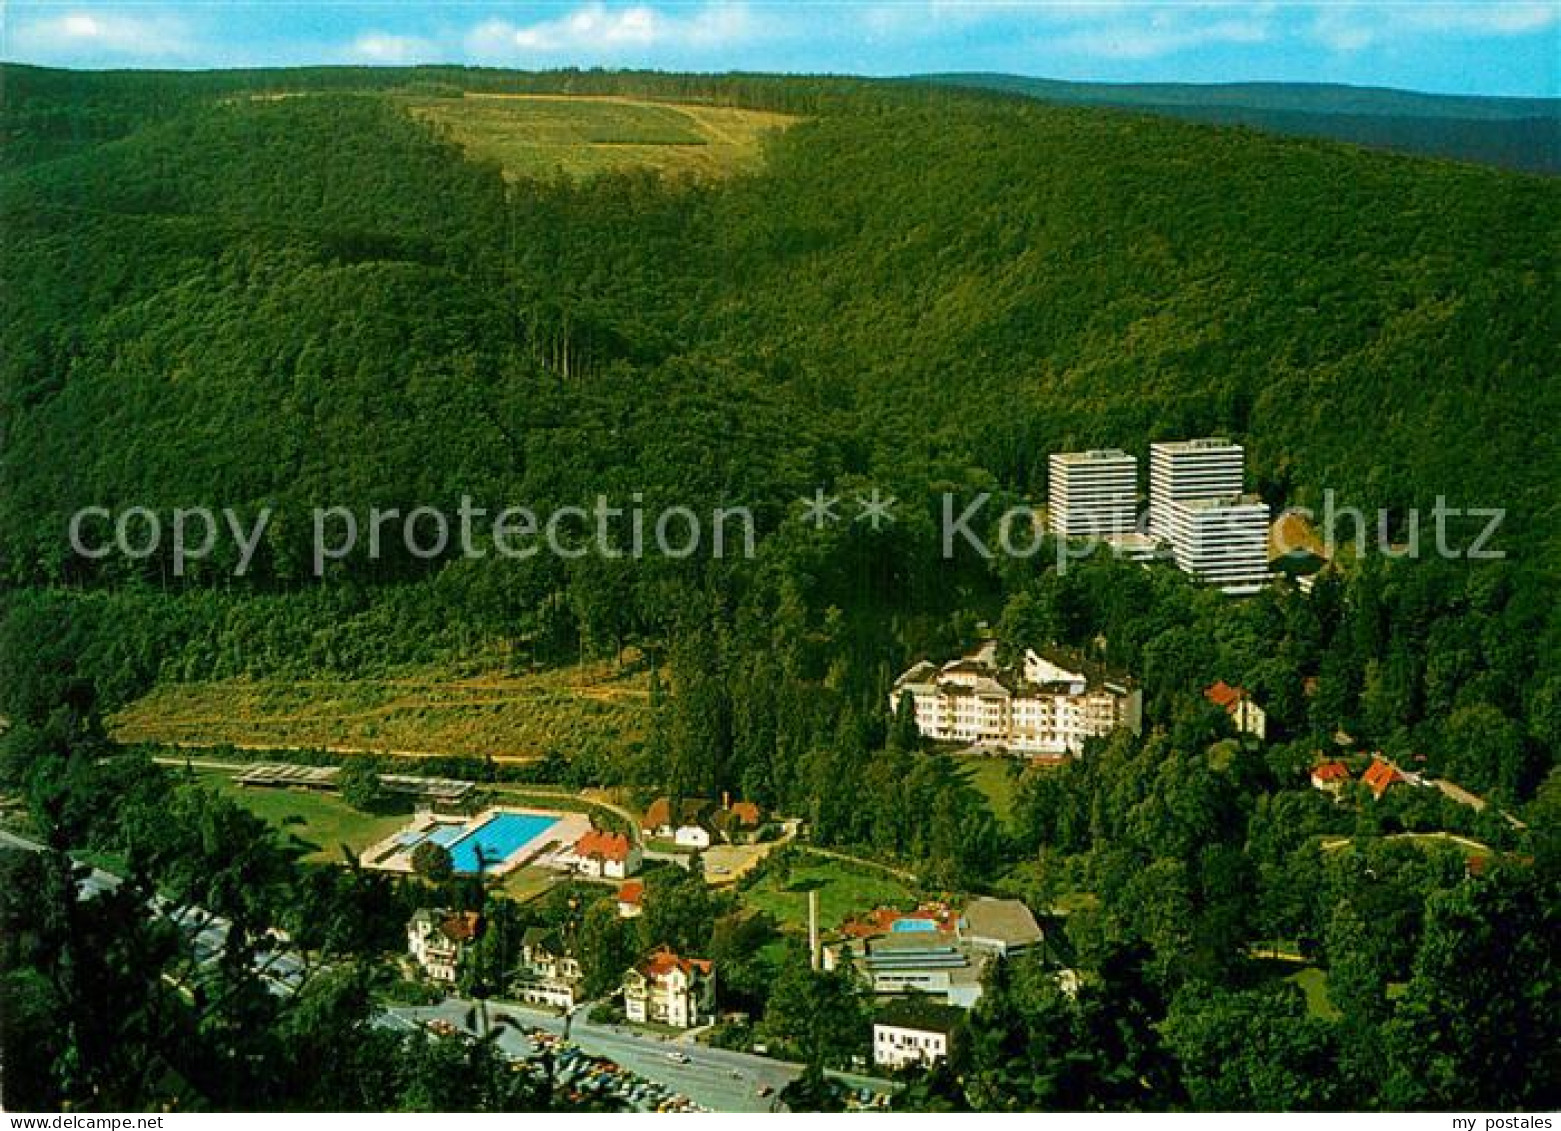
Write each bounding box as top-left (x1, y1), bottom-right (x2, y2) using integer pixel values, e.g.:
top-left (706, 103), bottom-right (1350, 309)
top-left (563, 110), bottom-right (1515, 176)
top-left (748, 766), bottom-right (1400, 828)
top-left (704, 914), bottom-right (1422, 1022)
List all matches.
top-left (808, 889), bottom-right (820, 970)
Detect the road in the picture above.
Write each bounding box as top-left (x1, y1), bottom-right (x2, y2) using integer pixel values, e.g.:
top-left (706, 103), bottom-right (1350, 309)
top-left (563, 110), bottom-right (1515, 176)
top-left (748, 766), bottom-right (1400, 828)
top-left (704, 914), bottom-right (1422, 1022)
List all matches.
top-left (385, 998), bottom-right (895, 1113)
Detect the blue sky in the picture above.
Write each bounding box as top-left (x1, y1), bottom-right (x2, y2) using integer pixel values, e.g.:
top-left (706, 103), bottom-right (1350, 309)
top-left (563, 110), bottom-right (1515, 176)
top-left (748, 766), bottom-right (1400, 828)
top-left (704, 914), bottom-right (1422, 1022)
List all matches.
top-left (4, 2), bottom-right (1557, 98)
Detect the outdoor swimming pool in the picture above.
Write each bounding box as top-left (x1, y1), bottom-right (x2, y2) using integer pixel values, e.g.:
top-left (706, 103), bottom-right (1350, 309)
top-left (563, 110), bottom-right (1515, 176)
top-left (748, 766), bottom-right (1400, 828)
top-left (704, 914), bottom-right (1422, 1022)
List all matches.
top-left (891, 917), bottom-right (939, 933)
top-left (445, 811), bottom-right (560, 874)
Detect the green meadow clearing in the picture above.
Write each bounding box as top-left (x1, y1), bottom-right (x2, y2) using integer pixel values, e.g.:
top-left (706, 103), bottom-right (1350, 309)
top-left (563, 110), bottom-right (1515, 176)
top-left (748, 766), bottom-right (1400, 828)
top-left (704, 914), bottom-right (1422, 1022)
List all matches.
top-left (403, 93), bottom-right (797, 180)
top-left (191, 769), bottom-right (408, 864)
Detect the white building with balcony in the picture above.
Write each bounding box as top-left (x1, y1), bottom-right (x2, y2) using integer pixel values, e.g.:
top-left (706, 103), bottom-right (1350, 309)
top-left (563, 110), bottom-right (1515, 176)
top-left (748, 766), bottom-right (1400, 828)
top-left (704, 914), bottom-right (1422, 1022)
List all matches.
top-left (890, 642), bottom-right (1140, 757)
top-left (1148, 437), bottom-right (1246, 539)
top-left (1048, 449), bottom-right (1139, 541)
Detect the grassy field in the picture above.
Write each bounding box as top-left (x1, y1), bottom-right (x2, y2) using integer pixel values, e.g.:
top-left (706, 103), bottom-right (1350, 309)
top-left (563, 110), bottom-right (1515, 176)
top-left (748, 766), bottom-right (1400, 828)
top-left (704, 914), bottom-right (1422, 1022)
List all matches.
top-left (742, 854), bottom-right (917, 933)
top-left (193, 769), bottom-right (408, 864)
top-left (109, 661), bottom-right (649, 762)
top-left (403, 93), bottom-right (797, 180)
top-left (1286, 966), bottom-right (1341, 1020)
top-left (954, 753), bottom-right (1026, 821)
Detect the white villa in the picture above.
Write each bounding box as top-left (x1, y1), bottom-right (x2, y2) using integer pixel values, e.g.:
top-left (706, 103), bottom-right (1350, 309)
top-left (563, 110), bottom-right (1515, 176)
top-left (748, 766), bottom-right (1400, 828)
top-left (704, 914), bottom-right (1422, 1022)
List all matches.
top-left (621, 947), bottom-right (715, 1030)
top-left (514, 927), bottom-right (584, 1010)
top-left (407, 908), bottom-right (481, 984)
top-left (890, 642), bottom-right (1140, 757)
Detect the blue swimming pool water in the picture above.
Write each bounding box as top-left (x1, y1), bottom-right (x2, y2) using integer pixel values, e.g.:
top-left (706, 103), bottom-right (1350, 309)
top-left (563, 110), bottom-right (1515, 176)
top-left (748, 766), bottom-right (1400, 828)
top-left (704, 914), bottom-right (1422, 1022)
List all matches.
top-left (891, 918), bottom-right (938, 933)
top-left (446, 811), bottom-right (559, 874)
top-left (426, 824), bottom-right (468, 847)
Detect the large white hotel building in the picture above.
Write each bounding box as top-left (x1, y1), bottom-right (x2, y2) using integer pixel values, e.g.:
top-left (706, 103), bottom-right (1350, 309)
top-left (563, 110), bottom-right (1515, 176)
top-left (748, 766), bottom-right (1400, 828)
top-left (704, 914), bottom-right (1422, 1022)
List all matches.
top-left (1148, 438), bottom-right (1271, 594)
top-left (1047, 449), bottom-right (1139, 540)
top-left (890, 642), bottom-right (1141, 758)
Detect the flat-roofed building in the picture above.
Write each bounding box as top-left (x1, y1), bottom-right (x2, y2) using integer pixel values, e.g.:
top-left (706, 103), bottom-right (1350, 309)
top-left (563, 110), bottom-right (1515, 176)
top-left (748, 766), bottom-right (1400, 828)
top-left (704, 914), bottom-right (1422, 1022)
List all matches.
top-left (1166, 494), bottom-right (1273, 594)
top-left (1048, 449), bottom-right (1139, 541)
top-left (959, 897), bottom-right (1044, 958)
top-left (1148, 437), bottom-right (1246, 539)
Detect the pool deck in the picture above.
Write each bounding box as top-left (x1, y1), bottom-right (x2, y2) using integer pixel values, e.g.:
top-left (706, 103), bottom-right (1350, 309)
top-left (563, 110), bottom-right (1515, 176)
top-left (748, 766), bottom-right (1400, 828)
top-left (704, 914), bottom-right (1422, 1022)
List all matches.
top-left (360, 806), bottom-right (591, 877)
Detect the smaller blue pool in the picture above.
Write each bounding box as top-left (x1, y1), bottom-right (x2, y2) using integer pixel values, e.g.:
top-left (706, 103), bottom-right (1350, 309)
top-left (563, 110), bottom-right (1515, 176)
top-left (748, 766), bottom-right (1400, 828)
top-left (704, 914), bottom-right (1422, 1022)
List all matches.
top-left (891, 918), bottom-right (939, 933)
top-left (446, 811), bottom-right (559, 874)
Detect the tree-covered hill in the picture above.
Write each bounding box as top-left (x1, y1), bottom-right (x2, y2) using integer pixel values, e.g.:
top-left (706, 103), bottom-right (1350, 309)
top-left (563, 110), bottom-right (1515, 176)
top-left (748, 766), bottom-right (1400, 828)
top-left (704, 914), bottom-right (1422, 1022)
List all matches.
top-left (1, 65), bottom-right (1557, 793)
top-left (916, 74), bottom-right (1561, 174)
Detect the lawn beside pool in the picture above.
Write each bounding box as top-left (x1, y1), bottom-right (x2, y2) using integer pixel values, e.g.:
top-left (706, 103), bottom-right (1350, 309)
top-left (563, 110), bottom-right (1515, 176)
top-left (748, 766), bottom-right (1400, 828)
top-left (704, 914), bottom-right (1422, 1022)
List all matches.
top-left (196, 770), bottom-right (409, 864)
top-left (742, 854), bottom-right (916, 933)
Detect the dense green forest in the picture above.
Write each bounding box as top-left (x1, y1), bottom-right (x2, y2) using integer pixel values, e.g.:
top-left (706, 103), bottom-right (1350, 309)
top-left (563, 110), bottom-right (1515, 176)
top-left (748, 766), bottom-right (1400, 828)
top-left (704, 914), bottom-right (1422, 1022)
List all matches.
top-left (0, 64), bottom-right (1557, 1112)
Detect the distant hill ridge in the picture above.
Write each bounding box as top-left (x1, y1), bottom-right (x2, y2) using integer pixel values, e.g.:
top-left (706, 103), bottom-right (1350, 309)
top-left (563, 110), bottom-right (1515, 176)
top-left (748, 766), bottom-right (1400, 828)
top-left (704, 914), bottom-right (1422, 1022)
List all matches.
top-left (914, 74), bottom-right (1561, 174)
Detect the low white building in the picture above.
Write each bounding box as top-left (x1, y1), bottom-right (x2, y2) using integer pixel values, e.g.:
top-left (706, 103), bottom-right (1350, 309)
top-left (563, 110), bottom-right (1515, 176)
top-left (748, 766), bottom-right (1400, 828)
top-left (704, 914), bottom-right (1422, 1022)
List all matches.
top-left (622, 947), bottom-right (715, 1029)
top-left (890, 642), bottom-right (1140, 757)
top-left (872, 1002), bottom-right (963, 1071)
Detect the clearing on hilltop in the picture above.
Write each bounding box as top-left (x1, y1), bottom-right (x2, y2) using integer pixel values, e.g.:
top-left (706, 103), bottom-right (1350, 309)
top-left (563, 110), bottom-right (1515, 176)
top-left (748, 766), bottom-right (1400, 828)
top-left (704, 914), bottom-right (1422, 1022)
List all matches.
top-left (402, 92), bottom-right (797, 180)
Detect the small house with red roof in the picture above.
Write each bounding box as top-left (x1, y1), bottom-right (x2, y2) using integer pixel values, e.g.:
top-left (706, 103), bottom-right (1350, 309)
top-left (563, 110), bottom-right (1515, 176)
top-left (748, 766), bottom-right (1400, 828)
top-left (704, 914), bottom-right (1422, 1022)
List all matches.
top-left (641, 797), bottom-right (717, 848)
top-left (622, 946), bottom-right (715, 1029)
top-left (1205, 680), bottom-right (1267, 739)
top-left (1361, 758), bottom-right (1405, 800)
top-left (617, 880), bottom-right (644, 919)
top-left (567, 826), bottom-right (641, 880)
top-left (1310, 760), bottom-right (1351, 794)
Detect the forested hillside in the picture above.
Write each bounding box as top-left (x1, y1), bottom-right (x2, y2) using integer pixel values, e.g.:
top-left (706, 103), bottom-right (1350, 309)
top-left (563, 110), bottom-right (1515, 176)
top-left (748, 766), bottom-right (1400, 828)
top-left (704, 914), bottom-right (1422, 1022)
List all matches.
top-left (2, 63), bottom-right (1558, 1115)
top-left (2, 65), bottom-right (1558, 789)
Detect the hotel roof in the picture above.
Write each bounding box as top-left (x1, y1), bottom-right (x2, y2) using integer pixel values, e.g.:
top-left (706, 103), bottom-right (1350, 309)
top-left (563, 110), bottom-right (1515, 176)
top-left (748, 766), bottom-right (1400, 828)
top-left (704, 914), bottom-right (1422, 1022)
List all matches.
top-left (1051, 448), bottom-right (1135, 464)
top-left (1152, 437), bottom-right (1239, 452)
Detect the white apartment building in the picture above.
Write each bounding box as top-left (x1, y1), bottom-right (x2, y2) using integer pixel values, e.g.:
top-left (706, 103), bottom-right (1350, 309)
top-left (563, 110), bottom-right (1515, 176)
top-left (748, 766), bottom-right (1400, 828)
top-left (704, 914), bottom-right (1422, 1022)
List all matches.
top-left (1148, 437), bottom-right (1246, 539)
top-left (1166, 494), bottom-right (1273, 594)
top-left (1048, 449), bottom-right (1139, 540)
top-left (890, 642), bottom-right (1140, 757)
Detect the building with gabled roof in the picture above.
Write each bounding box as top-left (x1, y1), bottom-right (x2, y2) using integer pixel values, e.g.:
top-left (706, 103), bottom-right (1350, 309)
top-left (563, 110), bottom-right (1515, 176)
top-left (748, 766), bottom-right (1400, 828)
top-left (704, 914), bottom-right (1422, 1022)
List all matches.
top-left (1204, 680), bottom-right (1267, 739)
top-left (1310, 760), bottom-right (1351, 793)
top-left (407, 908), bottom-right (481, 984)
top-left (566, 826), bottom-right (641, 880)
top-left (890, 641), bottom-right (1140, 757)
top-left (622, 947), bottom-right (715, 1029)
top-left (642, 797), bottom-right (717, 848)
top-left (515, 927), bottom-right (583, 1010)
top-left (1361, 758), bottom-right (1405, 799)
top-left (617, 880), bottom-right (644, 919)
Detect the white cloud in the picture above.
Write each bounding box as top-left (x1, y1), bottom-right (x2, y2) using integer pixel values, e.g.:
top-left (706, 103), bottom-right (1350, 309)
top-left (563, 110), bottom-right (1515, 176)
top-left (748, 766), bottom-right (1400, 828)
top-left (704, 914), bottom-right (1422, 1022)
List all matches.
top-left (1311, 1), bottom-right (1557, 54)
top-left (9, 9), bottom-right (197, 61)
top-left (465, 1), bottom-right (756, 61)
top-left (346, 32), bottom-right (439, 65)
top-left (1049, 12), bottom-right (1273, 61)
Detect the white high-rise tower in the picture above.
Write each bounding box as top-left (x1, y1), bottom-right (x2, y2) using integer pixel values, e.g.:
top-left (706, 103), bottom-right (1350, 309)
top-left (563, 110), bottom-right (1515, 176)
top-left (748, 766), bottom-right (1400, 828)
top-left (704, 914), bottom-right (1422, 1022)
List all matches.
top-left (1048, 449), bottom-right (1139, 540)
top-left (1148, 438), bottom-right (1246, 538)
top-left (1149, 438), bottom-right (1271, 594)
